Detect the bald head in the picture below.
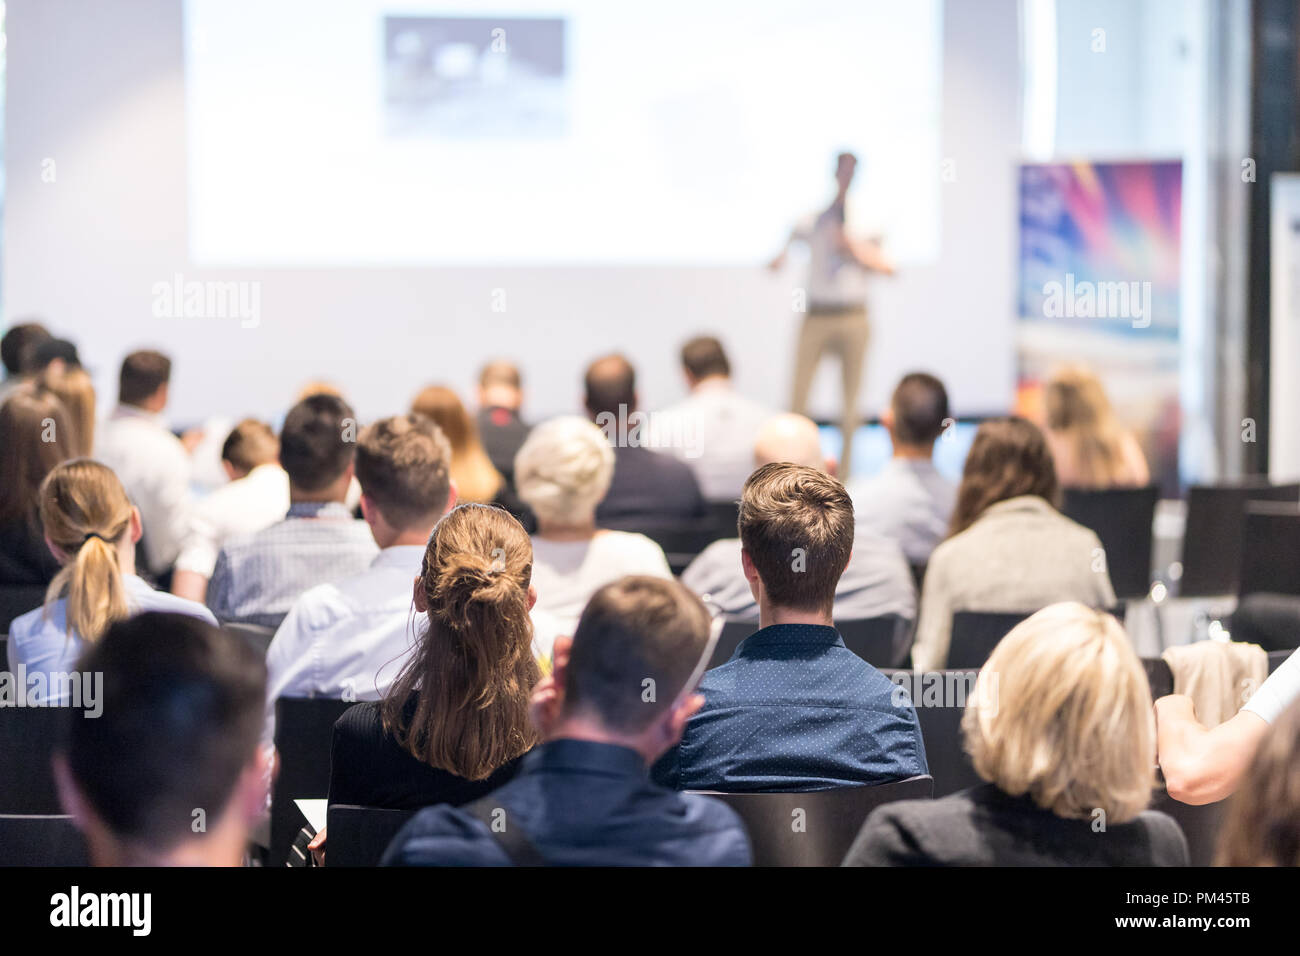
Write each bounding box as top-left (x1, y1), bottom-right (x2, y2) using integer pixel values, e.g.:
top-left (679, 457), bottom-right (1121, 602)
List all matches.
top-left (584, 354), bottom-right (636, 419)
top-left (754, 414), bottom-right (826, 471)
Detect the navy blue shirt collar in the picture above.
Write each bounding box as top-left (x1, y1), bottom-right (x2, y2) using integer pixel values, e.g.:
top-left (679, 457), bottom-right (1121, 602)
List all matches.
top-left (522, 738), bottom-right (648, 778)
top-left (742, 622), bottom-right (843, 649)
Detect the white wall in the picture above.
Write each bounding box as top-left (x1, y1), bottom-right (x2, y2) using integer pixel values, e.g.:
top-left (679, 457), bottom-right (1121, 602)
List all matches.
top-left (4, 0), bottom-right (1020, 427)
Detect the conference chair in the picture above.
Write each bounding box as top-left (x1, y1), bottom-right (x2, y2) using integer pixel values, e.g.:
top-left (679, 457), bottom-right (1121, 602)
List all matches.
top-left (708, 615), bottom-right (913, 670)
top-left (1239, 502), bottom-right (1300, 598)
top-left (326, 805), bottom-right (419, 867)
top-left (1150, 782), bottom-right (1225, 868)
top-left (1061, 485), bottom-right (1158, 600)
top-left (1179, 480), bottom-right (1300, 597)
top-left (1140, 657), bottom-right (1175, 700)
top-left (947, 611), bottom-right (1029, 669)
top-left (221, 621), bottom-right (277, 656)
top-left (0, 705), bottom-right (74, 814)
top-left (0, 584), bottom-right (46, 633)
top-left (0, 814), bottom-right (88, 866)
top-left (690, 775), bottom-right (933, 867)
top-left (644, 525), bottom-right (723, 577)
top-left (705, 500), bottom-right (740, 541)
top-left (1232, 594), bottom-right (1300, 652)
top-left (882, 669), bottom-right (982, 798)
top-left (270, 697), bottom-right (356, 867)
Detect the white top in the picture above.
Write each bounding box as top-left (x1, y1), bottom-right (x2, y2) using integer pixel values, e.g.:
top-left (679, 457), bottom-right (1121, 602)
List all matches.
top-left (7, 574), bottom-right (218, 703)
top-left (792, 203), bottom-right (868, 309)
top-left (529, 531), bottom-right (673, 634)
top-left (653, 379), bottom-right (771, 502)
top-left (1242, 647), bottom-right (1300, 724)
top-left (262, 544), bottom-right (423, 746)
top-left (850, 458), bottom-right (958, 564)
top-left (174, 464), bottom-right (291, 578)
top-left (95, 404), bottom-right (193, 572)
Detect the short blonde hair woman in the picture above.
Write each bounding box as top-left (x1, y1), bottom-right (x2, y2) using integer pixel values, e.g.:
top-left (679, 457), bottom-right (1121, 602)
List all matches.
top-left (411, 385), bottom-right (503, 505)
top-left (513, 417), bottom-right (670, 634)
top-left (1043, 365), bottom-right (1149, 488)
top-left (845, 603), bottom-right (1188, 866)
top-left (6, 460), bottom-right (218, 702)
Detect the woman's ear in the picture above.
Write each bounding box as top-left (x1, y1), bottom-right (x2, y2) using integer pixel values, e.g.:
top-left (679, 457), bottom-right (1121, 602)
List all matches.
top-left (527, 584), bottom-right (537, 612)
top-left (129, 506), bottom-right (143, 544)
top-left (412, 576), bottom-right (428, 613)
top-left (44, 533), bottom-right (69, 566)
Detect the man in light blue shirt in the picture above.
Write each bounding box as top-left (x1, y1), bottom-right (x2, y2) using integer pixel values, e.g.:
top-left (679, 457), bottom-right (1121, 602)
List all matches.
top-left (849, 372), bottom-right (957, 565)
top-left (262, 414), bottom-right (457, 745)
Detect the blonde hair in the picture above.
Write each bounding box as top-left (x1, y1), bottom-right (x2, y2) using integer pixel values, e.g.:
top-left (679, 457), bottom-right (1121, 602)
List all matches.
top-left (962, 602), bottom-right (1156, 823)
top-left (411, 385), bottom-right (503, 504)
top-left (1044, 365), bottom-right (1131, 488)
top-left (513, 416), bottom-right (614, 527)
top-left (37, 365), bottom-right (96, 456)
top-left (38, 460), bottom-right (134, 642)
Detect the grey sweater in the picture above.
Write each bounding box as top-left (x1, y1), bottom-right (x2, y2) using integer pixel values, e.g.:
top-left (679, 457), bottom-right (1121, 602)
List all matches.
top-left (842, 783), bottom-right (1188, 867)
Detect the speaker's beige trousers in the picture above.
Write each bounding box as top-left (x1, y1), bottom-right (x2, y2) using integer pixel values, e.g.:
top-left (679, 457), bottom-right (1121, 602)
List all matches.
top-left (790, 305), bottom-right (870, 475)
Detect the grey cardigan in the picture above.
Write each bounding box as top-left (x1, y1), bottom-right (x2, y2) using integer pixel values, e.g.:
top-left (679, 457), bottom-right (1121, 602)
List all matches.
top-left (842, 784), bottom-right (1189, 867)
top-left (912, 495), bottom-right (1116, 671)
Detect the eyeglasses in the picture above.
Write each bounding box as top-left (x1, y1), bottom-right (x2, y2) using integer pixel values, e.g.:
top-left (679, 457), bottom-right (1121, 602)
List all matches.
top-left (669, 598), bottom-right (724, 710)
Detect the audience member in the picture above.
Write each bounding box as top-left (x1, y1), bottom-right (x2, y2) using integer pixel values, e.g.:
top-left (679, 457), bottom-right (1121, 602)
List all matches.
top-left (264, 414), bottom-right (456, 744)
top-left (1155, 645), bottom-right (1300, 805)
top-left (54, 612), bottom-right (268, 867)
top-left (912, 417), bottom-right (1115, 671)
top-left (844, 603), bottom-right (1188, 866)
top-left (327, 503), bottom-right (535, 819)
top-left (36, 363), bottom-right (96, 457)
top-left (7, 460), bottom-right (217, 701)
top-left (681, 413), bottom-right (915, 623)
top-left (653, 462), bottom-right (927, 791)
top-left (0, 387), bottom-right (74, 589)
top-left (29, 337), bottom-right (82, 375)
top-left (412, 384), bottom-right (504, 505)
top-left (0, 321), bottom-right (53, 401)
top-left (584, 353), bottom-right (706, 532)
top-left (95, 350), bottom-right (193, 577)
top-left (514, 416), bottom-right (671, 634)
top-left (849, 372), bottom-right (956, 564)
top-left (653, 335), bottom-right (769, 502)
top-left (171, 420), bottom-right (289, 603)
top-left (1215, 697), bottom-right (1300, 866)
top-left (475, 360), bottom-right (531, 487)
top-left (1043, 364), bottom-right (1149, 488)
top-left (207, 394), bottom-right (377, 628)
top-left (383, 576), bottom-right (751, 866)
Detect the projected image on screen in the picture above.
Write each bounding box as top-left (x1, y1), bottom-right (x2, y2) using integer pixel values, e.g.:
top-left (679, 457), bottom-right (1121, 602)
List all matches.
top-left (184, 0), bottom-right (941, 266)
top-left (384, 16), bottom-right (567, 138)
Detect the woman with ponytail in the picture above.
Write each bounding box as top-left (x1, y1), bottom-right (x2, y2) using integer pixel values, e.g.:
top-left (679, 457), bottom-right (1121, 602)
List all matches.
top-left (7, 459), bottom-right (217, 702)
top-left (327, 503), bottom-right (541, 811)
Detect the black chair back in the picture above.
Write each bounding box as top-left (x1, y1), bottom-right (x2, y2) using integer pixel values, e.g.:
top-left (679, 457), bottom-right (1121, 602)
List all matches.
top-left (1180, 481), bottom-right (1300, 596)
top-left (1231, 594), bottom-right (1300, 652)
top-left (883, 669), bottom-right (982, 797)
top-left (270, 697), bottom-right (356, 866)
top-left (222, 621), bottom-right (277, 656)
top-left (691, 775), bottom-right (933, 867)
top-left (1268, 648), bottom-right (1295, 673)
top-left (1061, 485), bottom-right (1158, 599)
top-left (1141, 657), bottom-right (1175, 700)
top-left (708, 617), bottom-right (912, 670)
top-left (643, 525), bottom-right (723, 577)
top-left (947, 611), bottom-right (1029, 669)
top-left (1240, 502), bottom-right (1300, 597)
top-left (0, 705), bottom-right (75, 813)
top-left (326, 805), bottom-right (419, 867)
top-left (0, 814), bottom-right (88, 866)
top-left (1150, 785), bottom-right (1224, 867)
top-left (0, 585), bottom-right (47, 633)
top-left (705, 500), bottom-right (740, 541)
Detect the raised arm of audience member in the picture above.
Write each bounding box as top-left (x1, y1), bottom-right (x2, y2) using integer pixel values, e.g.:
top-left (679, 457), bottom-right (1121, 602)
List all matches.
top-left (1155, 646), bottom-right (1300, 805)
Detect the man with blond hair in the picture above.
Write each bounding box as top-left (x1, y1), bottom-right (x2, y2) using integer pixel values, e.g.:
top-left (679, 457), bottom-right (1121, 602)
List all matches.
top-left (653, 460), bottom-right (927, 792)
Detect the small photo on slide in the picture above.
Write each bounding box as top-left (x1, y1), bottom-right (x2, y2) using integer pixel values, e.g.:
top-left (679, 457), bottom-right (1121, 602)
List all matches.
top-left (383, 15), bottom-right (567, 139)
